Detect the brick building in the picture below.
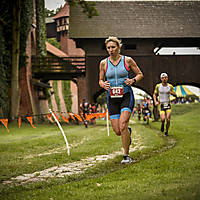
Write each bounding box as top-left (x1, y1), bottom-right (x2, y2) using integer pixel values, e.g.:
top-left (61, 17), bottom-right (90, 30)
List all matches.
top-left (46, 2), bottom-right (86, 113)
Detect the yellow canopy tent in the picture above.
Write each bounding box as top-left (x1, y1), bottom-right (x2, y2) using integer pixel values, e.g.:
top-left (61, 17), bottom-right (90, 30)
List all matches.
top-left (170, 85), bottom-right (196, 101)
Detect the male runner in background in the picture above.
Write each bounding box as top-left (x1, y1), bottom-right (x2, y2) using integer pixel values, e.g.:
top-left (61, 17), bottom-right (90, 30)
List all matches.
top-left (153, 73), bottom-right (177, 136)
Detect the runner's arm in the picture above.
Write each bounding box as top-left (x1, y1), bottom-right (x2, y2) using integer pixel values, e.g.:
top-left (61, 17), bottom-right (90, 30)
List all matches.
top-left (99, 59), bottom-right (110, 90)
top-left (153, 85), bottom-right (159, 105)
top-left (169, 85), bottom-right (177, 97)
top-left (126, 56), bottom-right (144, 84)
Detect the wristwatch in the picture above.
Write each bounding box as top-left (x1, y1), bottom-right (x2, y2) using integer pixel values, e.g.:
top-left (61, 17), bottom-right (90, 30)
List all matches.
top-left (132, 78), bottom-right (136, 84)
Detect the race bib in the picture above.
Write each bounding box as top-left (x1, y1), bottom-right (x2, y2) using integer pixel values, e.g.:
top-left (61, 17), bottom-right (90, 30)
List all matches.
top-left (161, 103), bottom-right (171, 110)
top-left (110, 87), bottom-right (123, 98)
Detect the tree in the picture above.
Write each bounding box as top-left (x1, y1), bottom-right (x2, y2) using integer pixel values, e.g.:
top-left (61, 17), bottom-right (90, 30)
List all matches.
top-left (10, 0), bottom-right (21, 120)
top-left (68, 0), bottom-right (98, 18)
top-left (1, 0), bottom-right (98, 120)
top-left (45, 6), bottom-right (64, 17)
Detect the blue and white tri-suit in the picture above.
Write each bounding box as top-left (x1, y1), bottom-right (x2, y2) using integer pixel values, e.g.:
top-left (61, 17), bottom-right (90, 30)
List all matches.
top-left (105, 56), bottom-right (135, 119)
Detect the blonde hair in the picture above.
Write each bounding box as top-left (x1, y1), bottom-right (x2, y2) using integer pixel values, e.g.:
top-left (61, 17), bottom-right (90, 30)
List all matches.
top-left (105, 36), bottom-right (122, 48)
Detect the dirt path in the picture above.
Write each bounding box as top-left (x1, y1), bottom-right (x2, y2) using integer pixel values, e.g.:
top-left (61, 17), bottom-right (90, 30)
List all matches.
top-left (2, 124), bottom-right (176, 186)
top-left (3, 131), bottom-right (146, 186)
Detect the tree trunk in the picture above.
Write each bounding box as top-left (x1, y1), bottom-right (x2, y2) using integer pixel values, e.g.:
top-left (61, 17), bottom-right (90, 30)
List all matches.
top-left (10, 0), bottom-right (21, 120)
top-left (58, 80), bottom-right (69, 118)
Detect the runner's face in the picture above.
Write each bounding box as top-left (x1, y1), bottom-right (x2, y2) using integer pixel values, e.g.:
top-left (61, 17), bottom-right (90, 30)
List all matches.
top-left (106, 41), bottom-right (120, 56)
top-left (161, 76), bottom-right (168, 83)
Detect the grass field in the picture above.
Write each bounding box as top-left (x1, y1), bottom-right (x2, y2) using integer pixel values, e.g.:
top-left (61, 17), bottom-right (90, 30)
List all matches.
top-left (0, 103), bottom-right (200, 200)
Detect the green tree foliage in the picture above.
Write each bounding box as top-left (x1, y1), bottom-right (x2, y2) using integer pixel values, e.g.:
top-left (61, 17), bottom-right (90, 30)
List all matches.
top-left (45, 1), bottom-right (98, 18)
top-left (0, 0), bottom-right (97, 118)
top-left (0, 26), bottom-right (9, 118)
top-left (47, 38), bottom-right (61, 49)
top-left (96, 91), bottom-right (107, 107)
top-left (45, 6), bottom-right (64, 17)
top-left (19, 0), bottom-right (33, 68)
top-left (0, 0), bottom-right (34, 118)
top-left (36, 0), bottom-right (47, 56)
top-left (52, 81), bottom-right (60, 111)
top-left (68, 0), bottom-right (98, 18)
top-left (62, 81), bottom-right (72, 112)
top-left (45, 8), bottom-right (55, 17)
top-left (0, 0), bottom-right (13, 118)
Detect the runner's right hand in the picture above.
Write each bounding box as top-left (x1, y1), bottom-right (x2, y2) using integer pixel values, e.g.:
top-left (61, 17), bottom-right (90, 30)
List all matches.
top-left (104, 81), bottom-right (110, 91)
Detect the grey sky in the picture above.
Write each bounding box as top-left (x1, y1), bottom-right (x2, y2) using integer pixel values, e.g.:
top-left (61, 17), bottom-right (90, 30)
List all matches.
top-left (45, 0), bottom-right (65, 10)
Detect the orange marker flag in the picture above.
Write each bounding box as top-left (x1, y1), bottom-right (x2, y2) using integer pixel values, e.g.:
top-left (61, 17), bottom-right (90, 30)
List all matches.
top-left (93, 113), bottom-right (99, 119)
top-left (85, 113), bottom-right (94, 121)
top-left (46, 113), bottom-right (54, 123)
top-left (18, 117), bottom-right (21, 128)
top-left (88, 113), bottom-right (95, 119)
top-left (84, 113), bottom-right (90, 121)
top-left (60, 113), bottom-right (69, 123)
top-left (53, 112), bottom-right (60, 122)
top-left (99, 112), bottom-right (107, 118)
top-left (74, 114), bottom-right (83, 122)
top-left (95, 113), bottom-right (100, 119)
top-left (26, 116), bottom-right (36, 128)
top-left (46, 113), bottom-right (52, 120)
top-left (69, 113), bottom-right (75, 121)
top-left (0, 118), bottom-right (10, 132)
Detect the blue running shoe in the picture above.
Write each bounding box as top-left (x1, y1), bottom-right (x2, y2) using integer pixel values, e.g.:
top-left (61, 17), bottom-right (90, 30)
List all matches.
top-left (128, 127), bottom-right (132, 145)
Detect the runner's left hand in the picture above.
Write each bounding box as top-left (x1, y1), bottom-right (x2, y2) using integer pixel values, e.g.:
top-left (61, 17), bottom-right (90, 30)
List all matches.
top-left (124, 78), bottom-right (134, 86)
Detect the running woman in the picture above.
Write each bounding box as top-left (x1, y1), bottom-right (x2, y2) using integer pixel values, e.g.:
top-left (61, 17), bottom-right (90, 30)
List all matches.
top-left (153, 73), bottom-right (177, 136)
top-left (99, 36), bottom-right (143, 164)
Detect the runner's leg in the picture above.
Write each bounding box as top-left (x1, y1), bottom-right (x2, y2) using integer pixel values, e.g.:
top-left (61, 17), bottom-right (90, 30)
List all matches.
top-left (160, 111), bottom-right (165, 132)
top-left (119, 110), bottom-right (131, 155)
top-left (166, 110), bottom-right (171, 132)
top-left (110, 119), bottom-right (121, 136)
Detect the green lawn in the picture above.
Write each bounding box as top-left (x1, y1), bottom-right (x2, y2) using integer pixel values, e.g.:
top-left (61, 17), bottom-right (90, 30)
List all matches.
top-left (0, 103), bottom-right (200, 199)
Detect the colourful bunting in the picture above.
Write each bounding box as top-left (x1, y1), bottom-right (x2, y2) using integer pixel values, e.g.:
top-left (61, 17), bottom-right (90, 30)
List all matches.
top-left (53, 112), bottom-right (60, 122)
top-left (69, 113), bottom-right (75, 121)
top-left (74, 114), bottom-right (83, 122)
top-left (60, 113), bottom-right (69, 123)
top-left (0, 119), bottom-right (10, 132)
top-left (26, 116), bottom-right (36, 128)
top-left (18, 117), bottom-right (21, 128)
top-left (0, 112), bottom-right (107, 132)
top-left (46, 113), bottom-right (54, 123)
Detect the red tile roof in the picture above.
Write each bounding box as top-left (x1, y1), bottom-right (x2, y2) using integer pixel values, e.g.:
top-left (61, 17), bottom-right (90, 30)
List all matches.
top-left (53, 2), bottom-right (69, 20)
top-left (46, 42), bottom-right (68, 57)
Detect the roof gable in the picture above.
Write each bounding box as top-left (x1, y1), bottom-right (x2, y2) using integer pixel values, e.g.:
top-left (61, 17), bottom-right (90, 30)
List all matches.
top-left (69, 1), bottom-right (200, 38)
top-left (54, 3), bottom-right (69, 20)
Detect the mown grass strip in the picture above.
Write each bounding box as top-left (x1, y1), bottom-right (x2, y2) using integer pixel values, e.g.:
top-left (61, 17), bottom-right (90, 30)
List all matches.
top-left (0, 103), bottom-right (200, 199)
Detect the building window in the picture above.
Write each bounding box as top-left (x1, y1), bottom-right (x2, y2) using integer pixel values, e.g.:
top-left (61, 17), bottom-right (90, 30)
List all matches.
top-left (64, 18), bottom-right (66, 24)
top-left (57, 20), bottom-right (60, 26)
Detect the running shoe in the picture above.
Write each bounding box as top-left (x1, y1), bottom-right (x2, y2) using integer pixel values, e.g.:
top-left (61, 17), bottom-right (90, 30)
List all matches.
top-left (161, 123), bottom-right (164, 132)
top-left (121, 155), bottom-right (132, 164)
top-left (165, 131), bottom-right (169, 136)
top-left (128, 127), bottom-right (132, 145)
